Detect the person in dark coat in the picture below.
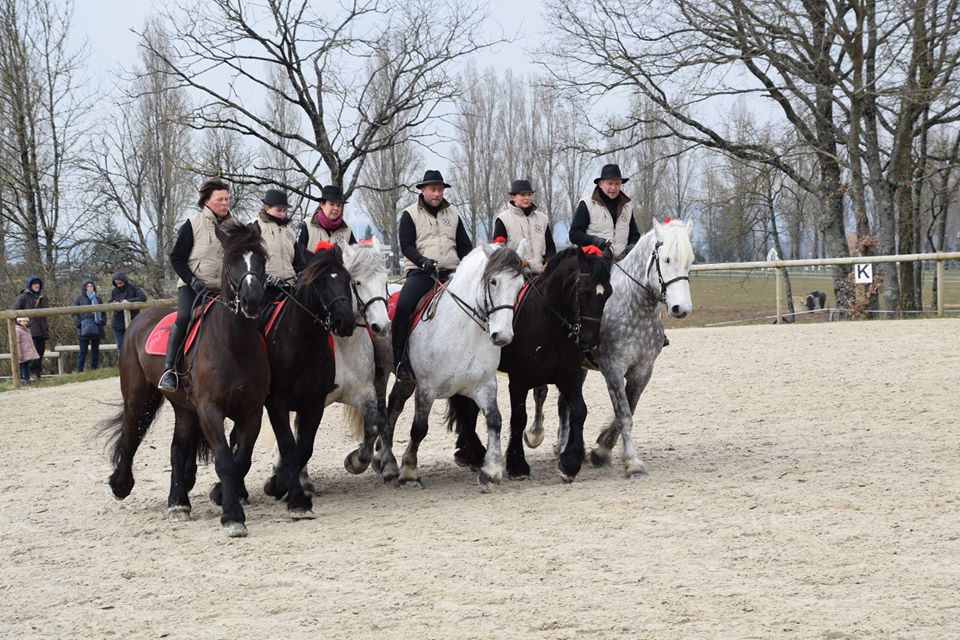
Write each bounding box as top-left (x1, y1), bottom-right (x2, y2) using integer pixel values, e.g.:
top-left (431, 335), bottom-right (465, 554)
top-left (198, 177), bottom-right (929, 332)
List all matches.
top-left (72, 279), bottom-right (106, 372)
top-left (11, 275), bottom-right (51, 380)
top-left (108, 272), bottom-right (147, 353)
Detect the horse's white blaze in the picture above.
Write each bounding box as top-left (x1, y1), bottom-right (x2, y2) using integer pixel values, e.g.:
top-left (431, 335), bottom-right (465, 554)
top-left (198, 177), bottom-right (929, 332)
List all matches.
top-left (596, 284), bottom-right (605, 296)
top-left (242, 251), bottom-right (254, 288)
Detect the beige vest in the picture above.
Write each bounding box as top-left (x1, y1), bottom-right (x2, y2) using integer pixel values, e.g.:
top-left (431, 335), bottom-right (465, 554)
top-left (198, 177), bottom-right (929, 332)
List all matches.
top-left (496, 203), bottom-right (549, 273)
top-left (258, 215), bottom-right (297, 280)
top-left (177, 207), bottom-right (225, 289)
top-left (583, 189), bottom-right (633, 256)
top-left (403, 199), bottom-right (461, 273)
top-left (305, 218), bottom-right (353, 251)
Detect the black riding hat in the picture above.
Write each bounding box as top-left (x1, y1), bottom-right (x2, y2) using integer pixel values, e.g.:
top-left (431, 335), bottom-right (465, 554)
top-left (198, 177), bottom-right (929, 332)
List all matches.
top-left (416, 170), bottom-right (451, 189)
top-left (262, 189), bottom-right (290, 208)
top-left (319, 184), bottom-right (347, 204)
top-left (508, 179), bottom-right (535, 195)
top-left (594, 163), bottom-right (629, 184)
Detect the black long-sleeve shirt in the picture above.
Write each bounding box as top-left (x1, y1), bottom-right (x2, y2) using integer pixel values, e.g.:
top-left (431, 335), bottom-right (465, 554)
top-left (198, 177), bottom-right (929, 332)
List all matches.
top-left (169, 221), bottom-right (197, 285)
top-left (569, 191), bottom-right (641, 249)
top-left (398, 199), bottom-right (472, 269)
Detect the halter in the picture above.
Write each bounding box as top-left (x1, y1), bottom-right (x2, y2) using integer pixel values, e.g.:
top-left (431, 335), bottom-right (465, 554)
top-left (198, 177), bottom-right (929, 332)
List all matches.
top-left (525, 267), bottom-right (602, 350)
top-left (220, 265), bottom-right (264, 315)
top-left (271, 267), bottom-right (351, 334)
top-left (615, 240), bottom-right (689, 303)
top-left (427, 270), bottom-right (516, 333)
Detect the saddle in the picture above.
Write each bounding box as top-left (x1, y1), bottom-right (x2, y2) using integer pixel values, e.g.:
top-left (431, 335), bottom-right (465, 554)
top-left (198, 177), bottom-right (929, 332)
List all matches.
top-left (144, 299), bottom-right (217, 356)
top-left (387, 282), bottom-right (446, 337)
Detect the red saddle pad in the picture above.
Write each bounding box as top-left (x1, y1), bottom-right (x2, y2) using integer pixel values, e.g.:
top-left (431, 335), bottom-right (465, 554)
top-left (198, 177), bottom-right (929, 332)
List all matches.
top-left (387, 283), bottom-right (445, 337)
top-left (144, 299), bottom-right (216, 356)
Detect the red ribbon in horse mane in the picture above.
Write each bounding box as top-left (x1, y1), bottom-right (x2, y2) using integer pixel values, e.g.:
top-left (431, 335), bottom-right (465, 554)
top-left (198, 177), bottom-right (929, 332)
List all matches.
top-left (314, 240), bottom-right (335, 252)
top-left (493, 236), bottom-right (506, 244)
top-left (581, 245), bottom-right (603, 256)
top-left (662, 217), bottom-right (674, 224)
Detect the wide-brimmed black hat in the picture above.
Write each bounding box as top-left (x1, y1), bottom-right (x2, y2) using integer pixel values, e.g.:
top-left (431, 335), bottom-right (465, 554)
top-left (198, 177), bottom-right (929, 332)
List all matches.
top-left (262, 189), bottom-right (290, 208)
top-left (319, 185), bottom-right (347, 204)
top-left (594, 163), bottom-right (629, 184)
top-left (508, 179), bottom-right (536, 195)
top-left (416, 170), bottom-right (451, 189)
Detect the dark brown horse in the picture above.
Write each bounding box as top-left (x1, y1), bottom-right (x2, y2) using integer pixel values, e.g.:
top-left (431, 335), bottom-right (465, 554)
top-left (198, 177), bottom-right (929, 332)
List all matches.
top-left (447, 246), bottom-right (613, 481)
top-left (259, 245), bottom-right (357, 517)
top-left (105, 219), bottom-right (269, 537)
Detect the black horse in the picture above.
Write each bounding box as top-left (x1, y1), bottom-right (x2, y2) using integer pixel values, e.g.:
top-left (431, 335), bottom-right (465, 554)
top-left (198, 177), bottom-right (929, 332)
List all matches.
top-left (259, 245), bottom-right (357, 517)
top-left (447, 246), bottom-right (613, 481)
top-left (105, 219), bottom-right (269, 537)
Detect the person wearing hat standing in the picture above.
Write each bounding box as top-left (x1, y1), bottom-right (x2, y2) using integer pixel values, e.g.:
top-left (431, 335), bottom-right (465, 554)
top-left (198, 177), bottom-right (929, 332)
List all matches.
top-left (569, 163), bottom-right (641, 259)
top-left (392, 169), bottom-right (473, 381)
top-left (298, 184), bottom-right (357, 253)
top-left (11, 275), bottom-right (50, 380)
top-left (251, 189), bottom-right (305, 303)
top-left (158, 178), bottom-right (232, 391)
top-left (108, 272), bottom-right (148, 354)
top-left (493, 179), bottom-right (556, 274)
top-left (14, 317), bottom-right (40, 384)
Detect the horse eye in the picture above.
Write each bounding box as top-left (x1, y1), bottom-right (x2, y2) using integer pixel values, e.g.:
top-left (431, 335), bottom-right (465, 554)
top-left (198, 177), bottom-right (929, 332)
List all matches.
top-left (490, 278), bottom-right (498, 287)
top-left (665, 257), bottom-right (671, 264)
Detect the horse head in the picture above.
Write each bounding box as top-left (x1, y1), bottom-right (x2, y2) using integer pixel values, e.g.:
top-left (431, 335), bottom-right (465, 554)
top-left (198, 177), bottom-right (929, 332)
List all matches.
top-left (302, 243), bottom-right (357, 337)
top-left (342, 239), bottom-right (390, 338)
top-left (651, 217), bottom-right (694, 318)
top-left (216, 219), bottom-right (267, 319)
top-left (574, 245), bottom-right (613, 351)
top-left (479, 241), bottom-right (526, 347)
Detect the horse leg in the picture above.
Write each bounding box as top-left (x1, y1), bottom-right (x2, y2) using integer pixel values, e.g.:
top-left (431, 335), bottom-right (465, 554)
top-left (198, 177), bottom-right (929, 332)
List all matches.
top-left (557, 384), bottom-right (587, 482)
top-left (228, 411), bottom-right (263, 515)
top-left (370, 342), bottom-right (392, 473)
top-left (196, 403), bottom-right (247, 537)
top-left (617, 365), bottom-right (655, 477)
top-left (505, 382), bottom-right (531, 480)
top-left (399, 386), bottom-right (433, 487)
top-left (524, 384), bottom-right (548, 449)
top-left (379, 378), bottom-right (415, 483)
top-left (108, 374), bottom-right (164, 500)
top-left (344, 396), bottom-right (381, 474)
top-left (263, 401), bottom-right (306, 507)
top-left (167, 405), bottom-right (200, 521)
top-left (287, 406), bottom-right (326, 518)
top-left (451, 395), bottom-right (485, 471)
top-left (472, 381), bottom-right (504, 490)
top-left (553, 391), bottom-right (570, 458)
top-left (590, 364), bottom-right (630, 468)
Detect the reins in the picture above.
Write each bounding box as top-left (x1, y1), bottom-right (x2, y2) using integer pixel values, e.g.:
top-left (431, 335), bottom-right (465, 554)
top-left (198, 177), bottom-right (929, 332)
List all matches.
top-left (614, 240), bottom-right (689, 303)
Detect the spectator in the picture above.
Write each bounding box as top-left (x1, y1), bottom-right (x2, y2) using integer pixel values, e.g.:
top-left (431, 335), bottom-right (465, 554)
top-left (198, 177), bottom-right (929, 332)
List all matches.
top-left (72, 279), bottom-right (106, 372)
top-left (11, 275), bottom-right (50, 380)
top-left (108, 272), bottom-right (147, 353)
top-left (14, 317), bottom-right (40, 385)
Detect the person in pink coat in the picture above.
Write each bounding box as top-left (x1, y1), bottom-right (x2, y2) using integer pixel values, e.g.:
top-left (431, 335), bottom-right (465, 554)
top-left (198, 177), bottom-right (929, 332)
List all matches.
top-left (15, 317), bottom-right (40, 384)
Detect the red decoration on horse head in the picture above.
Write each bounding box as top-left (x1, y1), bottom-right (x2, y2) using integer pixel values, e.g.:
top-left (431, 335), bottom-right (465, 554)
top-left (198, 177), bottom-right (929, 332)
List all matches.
top-left (493, 236), bottom-right (506, 244)
top-left (581, 245), bottom-right (603, 256)
top-left (314, 240), bottom-right (335, 252)
top-left (662, 217), bottom-right (674, 224)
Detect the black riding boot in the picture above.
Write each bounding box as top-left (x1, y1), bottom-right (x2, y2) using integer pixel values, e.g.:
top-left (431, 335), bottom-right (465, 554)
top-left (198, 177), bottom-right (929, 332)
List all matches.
top-left (157, 323), bottom-right (183, 391)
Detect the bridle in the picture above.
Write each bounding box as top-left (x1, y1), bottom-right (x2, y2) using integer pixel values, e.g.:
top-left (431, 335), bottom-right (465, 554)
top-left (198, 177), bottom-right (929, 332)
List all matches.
top-left (526, 264), bottom-right (604, 351)
top-left (428, 269), bottom-right (519, 333)
top-left (351, 280), bottom-right (388, 328)
top-left (273, 266), bottom-right (351, 333)
top-left (615, 240), bottom-right (689, 303)
top-left (220, 263), bottom-right (265, 315)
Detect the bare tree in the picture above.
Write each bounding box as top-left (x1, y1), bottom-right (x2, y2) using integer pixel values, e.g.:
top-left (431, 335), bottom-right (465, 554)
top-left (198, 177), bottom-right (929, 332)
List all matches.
top-left (141, 0), bottom-right (503, 207)
top-left (194, 122), bottom-right (258, 220)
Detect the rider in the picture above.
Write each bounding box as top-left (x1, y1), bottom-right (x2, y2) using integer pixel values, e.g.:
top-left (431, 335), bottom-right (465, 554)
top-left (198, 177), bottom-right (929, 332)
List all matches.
top-left (298, 184), bottom-right (357, 254)
top-left (158, 178), bottom-right (232, 391)
top-left (251, 189), bottom-right (305, 303)
top-left (569, 163), bottom-right (641, 260)
top-left (392, 169), bottom-right (473, 381)
top-left (492, 179), bottom-right (555, 274)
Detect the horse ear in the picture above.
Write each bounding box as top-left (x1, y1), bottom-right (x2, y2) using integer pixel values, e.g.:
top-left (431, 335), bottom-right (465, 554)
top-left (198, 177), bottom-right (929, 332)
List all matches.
top-left (515, 238), bottom-right (528, 259)
top-left (684, 219), bottom-right (694, 236)
top-left (342, 242), bottom-right (356, 261)
top-left (481, 243), bottom-right (495, 257)
top-left (652, 216), bottom-right (664, 241)
top-left (372, 236), bottom-right (383, 253)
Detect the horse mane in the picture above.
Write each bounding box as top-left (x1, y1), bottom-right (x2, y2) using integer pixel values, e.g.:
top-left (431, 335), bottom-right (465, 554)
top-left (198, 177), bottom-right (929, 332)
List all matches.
top-left (541, 246), bottom-right (611, 288)
top-left (219, 218), bottom-right (267, 262)
top-left (482, 245), bottom-right (523, 281)
top-left (344, 244), bottom-right (386, 279)
top-left (301, 245), bottom-right (344, 286)
top-left (659, 219), bottom-right (695, 268)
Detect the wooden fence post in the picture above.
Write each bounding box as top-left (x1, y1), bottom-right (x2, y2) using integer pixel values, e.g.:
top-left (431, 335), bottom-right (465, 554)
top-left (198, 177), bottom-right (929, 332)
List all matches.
top-left (775, 266), bottom-right (783, 324)
top-left (937, 258), bottom-right (945, 318)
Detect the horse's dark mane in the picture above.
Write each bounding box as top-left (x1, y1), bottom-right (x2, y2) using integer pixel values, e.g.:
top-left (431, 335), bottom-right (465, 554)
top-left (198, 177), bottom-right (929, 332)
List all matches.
top-left (541, 247), bottom-right (611, 288)
top-left (301, 246), bottom-right (344, 286)
top-left (219, 218), bottom-right (267, 261)
top-left (482, 246), bottom-right (523, 281)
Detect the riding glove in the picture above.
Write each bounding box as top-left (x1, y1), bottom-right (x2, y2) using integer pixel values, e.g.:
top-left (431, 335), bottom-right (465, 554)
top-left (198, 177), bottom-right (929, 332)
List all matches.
top-left (189, 277), bottom-right (207, 296)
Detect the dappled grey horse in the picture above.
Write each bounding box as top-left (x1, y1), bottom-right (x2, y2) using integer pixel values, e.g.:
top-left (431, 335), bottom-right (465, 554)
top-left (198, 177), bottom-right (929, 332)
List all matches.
top-left (531, 217), bottom-right (695, 476)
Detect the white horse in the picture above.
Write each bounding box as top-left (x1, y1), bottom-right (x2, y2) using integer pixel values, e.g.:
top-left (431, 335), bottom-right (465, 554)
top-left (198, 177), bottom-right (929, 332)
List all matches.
top-left (376, 241), bottom-right (527, 489)
top-left (270, 240), bottom-right (391, 493)
top-left (532, 218), bottom-right (695, 476)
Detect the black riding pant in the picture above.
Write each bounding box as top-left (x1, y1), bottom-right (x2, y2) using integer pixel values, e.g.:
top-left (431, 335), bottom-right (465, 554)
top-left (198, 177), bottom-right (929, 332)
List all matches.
top-left (392, 270), bottom-right (447, 363)
top-left (163, 285), bottom-right (200, 370)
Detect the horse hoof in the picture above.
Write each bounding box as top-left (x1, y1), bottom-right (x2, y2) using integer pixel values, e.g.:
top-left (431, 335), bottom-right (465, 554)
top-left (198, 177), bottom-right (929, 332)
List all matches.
top-left (589, 448), bottom-right (612, 467)
top-left (263, 476), bottom-right (286, 500)
top-left (167, 506), bottom-right (191, 522)
top-left (209, 483), bottom-right (223, 506)
top-left (523, 429), bottom-right (545, 449)
top-left (223, 522), bottom-right (248, 538)
top-left (108, 471), bottom-right (134, 500)
top-left (558, 472), bottom-right (575, 484)
top-left (398, 477), bottom-right (423, 489)
top-left (371, 456), bottom-right (384, 474)
top-left (344, 450), bottom-right (370, 475)
top-left (507, 471), bottom-right (530, 481)
top-left (477, 470), bottom-right (501, 491)
top-left (624, 459), bottom-right (648, 477)
top-left (288, 508), bottom-right (315, 520)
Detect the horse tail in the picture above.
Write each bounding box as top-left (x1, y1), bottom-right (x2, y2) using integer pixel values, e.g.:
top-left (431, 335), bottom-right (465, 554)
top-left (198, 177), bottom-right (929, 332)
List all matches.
top-left (444, 394), bottom-right (480, 434)
top-left (99, 393), bottom-right (164, 466)
top-left (344, 403), bottom-right (365, 442)
top-left (196, 437), bottom-right (213, 464)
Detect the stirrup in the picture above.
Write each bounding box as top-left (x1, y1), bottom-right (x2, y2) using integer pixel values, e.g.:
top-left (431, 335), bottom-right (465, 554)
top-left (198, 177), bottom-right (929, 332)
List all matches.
top-left (158, 369), bottom-right (180, 391)
top-left (395, 361), bottom-right (415, 382)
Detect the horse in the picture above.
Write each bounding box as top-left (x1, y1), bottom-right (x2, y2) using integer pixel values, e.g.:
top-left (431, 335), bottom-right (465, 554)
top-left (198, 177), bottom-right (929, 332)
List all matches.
top-left (258, 242), bottom-right (359, 517)
top-left (532, 217), bottom-right (695, 477)
top-left (375, 241), bottom-right (527, 488)
top-left (265, 240), bottom-right (391, 506)
top-left (104, 218), bottom-right (269, 537)
top-left (445, 246), bottom-right (614, 482)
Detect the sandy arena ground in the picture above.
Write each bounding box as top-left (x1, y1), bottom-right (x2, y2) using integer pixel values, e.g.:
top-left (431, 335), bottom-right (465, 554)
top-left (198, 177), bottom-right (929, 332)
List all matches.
top-left (1, 319), bottom-right (958, 639)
